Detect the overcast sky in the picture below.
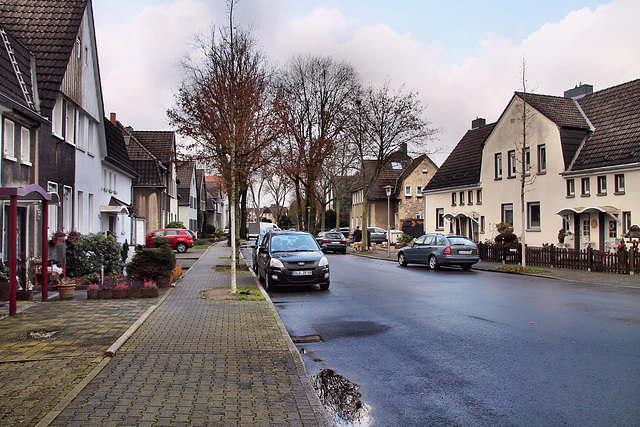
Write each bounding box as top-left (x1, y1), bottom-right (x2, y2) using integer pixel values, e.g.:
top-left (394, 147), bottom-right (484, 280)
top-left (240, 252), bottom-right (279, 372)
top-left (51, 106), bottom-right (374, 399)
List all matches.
top-left (92, 0), bottom-right (640, 166)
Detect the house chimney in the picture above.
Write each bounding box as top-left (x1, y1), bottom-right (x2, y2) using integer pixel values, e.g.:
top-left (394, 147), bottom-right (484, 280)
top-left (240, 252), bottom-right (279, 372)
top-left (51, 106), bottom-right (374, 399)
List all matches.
top-left (564, 83), bottom-right (593, 100)
top-left (472, 117), bottom-right (486, 129)
top-left (110, 112), bottom-right (116, 124)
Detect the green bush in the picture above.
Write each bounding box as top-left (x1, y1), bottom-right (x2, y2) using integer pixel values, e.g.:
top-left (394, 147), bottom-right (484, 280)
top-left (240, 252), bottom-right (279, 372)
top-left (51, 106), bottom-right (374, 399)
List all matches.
top-left (495, 232), bottom-right (518, 244)
top-left (397, 233), bottom-right (414, 244)
top-left (166, 221), bottom-right (185, 229)
top-left (66, 233), bottom-right (124, 278)
top-left (153, 237), bottom-right (171, 248)
top-left (125, 247), bottom-right (176, 287)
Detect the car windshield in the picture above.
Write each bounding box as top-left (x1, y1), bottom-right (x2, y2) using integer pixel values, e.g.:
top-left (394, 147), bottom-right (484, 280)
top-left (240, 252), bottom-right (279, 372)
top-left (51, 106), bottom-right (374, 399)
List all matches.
top-left (448, 237), bottom-right (475, 245)
top-left (271, 234), bottom-right (318, 252)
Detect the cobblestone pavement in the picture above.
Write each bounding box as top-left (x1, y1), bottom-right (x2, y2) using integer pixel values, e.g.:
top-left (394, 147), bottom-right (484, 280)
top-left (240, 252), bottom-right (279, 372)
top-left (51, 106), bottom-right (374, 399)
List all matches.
top-left (0, 242), bottom-right (327, 426)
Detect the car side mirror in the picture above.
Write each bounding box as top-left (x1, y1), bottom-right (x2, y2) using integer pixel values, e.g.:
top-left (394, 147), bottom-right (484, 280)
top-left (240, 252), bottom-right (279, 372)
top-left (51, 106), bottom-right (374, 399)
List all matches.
top-left (258, 247), bottom-right (267, 254)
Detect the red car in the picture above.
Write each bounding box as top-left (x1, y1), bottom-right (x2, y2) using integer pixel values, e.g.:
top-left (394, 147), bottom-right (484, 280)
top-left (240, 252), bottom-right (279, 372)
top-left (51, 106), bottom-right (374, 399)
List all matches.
top-left (145, 228), bottom-right (194, 253)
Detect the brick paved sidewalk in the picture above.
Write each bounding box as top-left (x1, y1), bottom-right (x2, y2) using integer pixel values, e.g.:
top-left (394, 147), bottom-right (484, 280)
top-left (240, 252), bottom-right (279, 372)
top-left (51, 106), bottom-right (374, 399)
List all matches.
top-left (52, 242), bottom-right (328, 426)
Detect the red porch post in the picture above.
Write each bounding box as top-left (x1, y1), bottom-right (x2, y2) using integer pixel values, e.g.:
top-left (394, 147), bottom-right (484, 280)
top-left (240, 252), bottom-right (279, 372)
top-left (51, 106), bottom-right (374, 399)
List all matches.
top-left (41, 200), bottom-right (49, 301)
top-left (9, 195), bottom-right (17, 316)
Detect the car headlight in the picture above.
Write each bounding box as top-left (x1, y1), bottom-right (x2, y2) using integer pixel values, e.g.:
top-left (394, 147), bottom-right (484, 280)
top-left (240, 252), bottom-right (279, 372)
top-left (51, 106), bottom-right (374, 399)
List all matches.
top-left (269, 258), bottom-right (284, 268)
top-left (319, 256), bottom-right (329, 267)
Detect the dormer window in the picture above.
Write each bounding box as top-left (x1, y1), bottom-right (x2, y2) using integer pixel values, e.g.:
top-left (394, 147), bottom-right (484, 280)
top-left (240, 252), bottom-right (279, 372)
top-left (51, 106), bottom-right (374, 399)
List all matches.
top-left (391, 162), bottom-right (402, 170)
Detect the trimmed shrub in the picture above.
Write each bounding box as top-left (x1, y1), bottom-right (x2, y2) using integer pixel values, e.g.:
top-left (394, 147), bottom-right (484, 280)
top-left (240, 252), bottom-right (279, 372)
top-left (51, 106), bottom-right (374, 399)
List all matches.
top-left (166, 221), bottom-right (185, 229)
top-left (126, 246), bottom-right (176, 287)
top-left (66, 233), bottom-right (124, 278)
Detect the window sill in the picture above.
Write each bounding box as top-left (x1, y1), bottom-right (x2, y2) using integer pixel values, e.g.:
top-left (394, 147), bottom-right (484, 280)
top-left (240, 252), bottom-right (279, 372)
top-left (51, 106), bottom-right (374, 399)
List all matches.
top-left (580, 194), bottom-right (591, 197)
top-left (537, 171), bottom-right (547, 175)
top-left (526, 228), bottom-right (541, 232)
top-left (507, 175), bottom-right (516, 179)
top-left (476, 202), bottom-right (482, 205)
top-left (20, 160), bottom-right (32, 167)
top-left (597, 192), bottom-right (607, 196)
top-left (494, 177), bottom-right (502, 181)
top-left (566, 194), bottom-right (575, 198)
top-left (3, 154), bottom-right (17, 162)
top-left (614, 191), bottom-right (625, 195)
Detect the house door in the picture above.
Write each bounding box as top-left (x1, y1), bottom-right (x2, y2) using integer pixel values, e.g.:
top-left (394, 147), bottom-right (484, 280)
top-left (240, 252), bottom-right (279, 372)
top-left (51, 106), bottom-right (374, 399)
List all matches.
top-left (580, 214), bottom-right (591, 249)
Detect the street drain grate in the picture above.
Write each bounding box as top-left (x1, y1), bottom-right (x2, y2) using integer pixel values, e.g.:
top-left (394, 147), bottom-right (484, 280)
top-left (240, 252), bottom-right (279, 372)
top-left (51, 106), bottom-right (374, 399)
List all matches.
top-left (291, 335), bottom-right (323, 343)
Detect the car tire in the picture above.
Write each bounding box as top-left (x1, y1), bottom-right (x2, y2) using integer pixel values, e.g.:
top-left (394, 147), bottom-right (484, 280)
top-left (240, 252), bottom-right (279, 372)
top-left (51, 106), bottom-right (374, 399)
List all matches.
top-left (341, 249), bottom-right (346, 254)
top-left (320, 281), bottom-right (330, 290)
top-left (176, 242), bottom-right (188, 253)
top-left (398, 252), bottom-right (407, 266)
top-left (428, 255), bottom-right (439, 270)
top-left (461, 264), bottom-right (472, 271)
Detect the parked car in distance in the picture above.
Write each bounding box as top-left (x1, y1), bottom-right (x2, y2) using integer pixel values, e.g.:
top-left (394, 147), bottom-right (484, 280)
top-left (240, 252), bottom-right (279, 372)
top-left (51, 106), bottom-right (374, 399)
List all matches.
top-left (350, 227), bottom-right (388, 243)
top-left (255, 231), bottom-right (330, 291)
top-left (397, 234), bottom-right (479, 270)
top-left (316, 231), bottom-right (347, 254)
top-left (145, 228), bottom-right (194, 253)
top-left (330, 227), bottom-right (351, 239)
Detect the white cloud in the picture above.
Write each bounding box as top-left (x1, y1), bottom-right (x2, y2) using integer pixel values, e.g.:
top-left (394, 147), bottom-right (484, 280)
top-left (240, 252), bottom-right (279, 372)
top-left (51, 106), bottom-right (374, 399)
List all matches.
top-left (96, 0), bottom-right (640, 165)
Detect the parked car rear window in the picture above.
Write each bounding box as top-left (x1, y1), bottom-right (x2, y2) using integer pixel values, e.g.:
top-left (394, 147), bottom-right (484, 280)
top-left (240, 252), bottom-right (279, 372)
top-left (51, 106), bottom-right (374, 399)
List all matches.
top-left (448, 237), bottom-right (474, 245)
top-left (325, 233), bottom-right (343, 239)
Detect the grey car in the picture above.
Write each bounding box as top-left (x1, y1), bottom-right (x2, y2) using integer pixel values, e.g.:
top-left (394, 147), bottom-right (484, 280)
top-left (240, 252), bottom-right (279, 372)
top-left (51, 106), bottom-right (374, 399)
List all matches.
top-left (350, 227), bottom-right (388, 243)
top-left (316, 231), bottom-right (347, 254)
top-left (397, 234), bottom-right (479, 270)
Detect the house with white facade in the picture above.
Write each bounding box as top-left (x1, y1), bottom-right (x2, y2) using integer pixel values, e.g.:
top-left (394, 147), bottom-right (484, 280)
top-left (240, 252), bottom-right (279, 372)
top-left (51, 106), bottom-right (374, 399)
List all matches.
top-left (177, 161), bottom-right (198, 233)
top-left (423, 79), bottom-right (640, 252)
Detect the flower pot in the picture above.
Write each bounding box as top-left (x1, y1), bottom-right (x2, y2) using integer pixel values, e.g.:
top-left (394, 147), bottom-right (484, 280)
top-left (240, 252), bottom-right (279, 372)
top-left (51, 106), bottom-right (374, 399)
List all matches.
top-left (127, 288), bottom-right (142, 298)
top-left (57, 285), bottom-right (75, 300)
top-left (17, 290), bottom-right (34, 300)
top-left (112, 289), bottom-right (127, 299)
top-left (142, 288), bottom-right (159, 298)
top-left (51, 237), bottom-right (64, 244)
top-left (87, 289), bottom-right (99, 299)
top-left (98, 289), bottom-right (112, 299)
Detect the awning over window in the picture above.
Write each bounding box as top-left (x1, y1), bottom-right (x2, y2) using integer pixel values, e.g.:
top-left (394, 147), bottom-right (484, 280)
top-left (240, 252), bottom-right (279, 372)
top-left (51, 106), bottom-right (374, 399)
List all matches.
top-left (555, 206), bottom-right (620, 221)
top-left (444, 212), bottom-right (479, 224)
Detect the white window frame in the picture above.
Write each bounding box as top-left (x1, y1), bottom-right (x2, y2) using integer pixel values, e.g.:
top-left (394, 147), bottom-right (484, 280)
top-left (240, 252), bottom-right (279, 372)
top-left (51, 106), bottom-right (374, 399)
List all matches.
top-left (581, 177), bottom-right (590, 196)
top-left (467, 190), bottom-right (473, 205)
top-left (524, 147), bottom-right (531, 175)
top-left (623, 212), bottom-right (632, 234)
top-left (416, 186), bottom-right (422, 197)
top-left (566, 179), bottom-right (575, 197)
top-left (436, 208), bottom-right (444, 230)
top-left (508, 150), bottom-right (516, 178)
top-left (597, 175), bottom-right (607, 195)
top-left (476, 189), bottom-right (482, 205)
top-left (47, 182), bottom-right (59, 236)
top-left (88, 193), bottom-right (95, 232)
top-left (615, 174), bottom-right (625, 194)
top-left (459, 191), bottom-right (465, 206)
top-left (20, 127), bottom-right (31, 165)
top-left (77, 190), bottom-right (84, 232)
top-left (451, 192), bottom-right (457, 206)
top-left (495, 153), bottom-right (502, 179)
top-left (537, 144), bottom-right (546, 173)
top-left (3, 118), bottom-right (16, 160)
top-left (405, 185), bottom-right (412, 197)
top-left (527, 201), bottom-right (541, 230)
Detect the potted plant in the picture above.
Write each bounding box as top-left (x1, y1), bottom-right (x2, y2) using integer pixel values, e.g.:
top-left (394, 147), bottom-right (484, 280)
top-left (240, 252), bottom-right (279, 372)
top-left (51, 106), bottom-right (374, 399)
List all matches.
top-left (52, 231), bottom-right (66, 244)
top-left (98, 282), bottom-right (113, 299)
top-left (112, 282), bottom-right (128, 299)
top-left (57, 277), bottom-right (76, 300)
top-left (86, 283), bottom-right (99, 299)
top-left (127, 280), bottom-right (143, 298)
top-left (67, 230), bottom-right (81, 243)
top-left (558, 229), bottom-right (566, 244)
top-left (142, 280), bottom-right (159, 298)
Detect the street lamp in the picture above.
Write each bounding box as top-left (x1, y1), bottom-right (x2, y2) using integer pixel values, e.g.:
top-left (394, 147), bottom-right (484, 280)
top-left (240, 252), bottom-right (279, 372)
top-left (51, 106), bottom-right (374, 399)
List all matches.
top-left (384, 185), bottom-right (393, 259)
top-left (307, 206), bottom-right (311, 232)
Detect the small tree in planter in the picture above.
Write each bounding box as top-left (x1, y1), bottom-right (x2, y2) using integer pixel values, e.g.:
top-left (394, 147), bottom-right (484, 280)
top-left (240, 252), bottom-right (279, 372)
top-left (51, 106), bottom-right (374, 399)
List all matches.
top-left (126, 245), bottom-right (176, 288)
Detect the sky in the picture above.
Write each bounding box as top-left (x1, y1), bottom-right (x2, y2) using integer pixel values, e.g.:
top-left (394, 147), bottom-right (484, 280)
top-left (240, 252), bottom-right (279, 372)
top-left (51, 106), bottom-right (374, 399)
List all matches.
top-left (92, 0), bottom-right (640, 166)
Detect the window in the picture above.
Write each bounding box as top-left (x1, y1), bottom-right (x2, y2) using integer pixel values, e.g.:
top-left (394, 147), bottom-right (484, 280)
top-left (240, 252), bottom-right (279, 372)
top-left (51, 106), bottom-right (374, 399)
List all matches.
top-left (467, 191), bottom-right (473, 205)
top-left (537, 144), bottom-right (546, 173)
top-left (623, 212), bottom-right (632, 234)
top-left (3, 118), bottom-right (15, 159)
top-left (77, 113), bottom-right (86, 151)
top-left (566, 179), bottom-right (575, 197)
top-left (459, 191), bottom-right (465, 206)
top-left (113, 174), bottom-right (117, 194)
top-left (615, 174), bottom-right (625, 194)
top-left (63, 186), bottom-right (72, 232)
top-left (405, 185), bottom-right (411, 197)
top-left (494, 153), bottom-right (503, 179)
top-left (436, 208), bottom-right (444, 230)
top-left (581, 177), bottom-right (590, 196)
top-left (524, 147), bottom-right (531, 175)
top-left (476, 189), bottom-right (482, 205)
top-left (47, 182), bottom-right (59, 235)
top-left (480, 216), bottom-right (485, 233)
top-left (76, 37), bottom-right (82, 59)
top-left (88, 193), bottom-right (94, 232)
top-left (451, 192), bottom-right (457, 206)
top-left (609, 219), bottom-right (617, 238)
top-left (88, 120), bottom-right (96, 155)
top-left (527, 202), bottom-right (541, 230)
top-left (65, 102), bottom-right (76, 144)
top-left (20, 127), bottom-right (31, 164)
top-left (501, 203), bottom-right (513, 226)
top-left (508, 150), bottom-right (516, 178)
top-left (77, 191), bottom-right (84, 232)
top-left (416, 186), bottom-right (422, 197)
top-left (563, 215), bottom-right (571, 232)
top-left (597, 176), bottom-right (607, 195)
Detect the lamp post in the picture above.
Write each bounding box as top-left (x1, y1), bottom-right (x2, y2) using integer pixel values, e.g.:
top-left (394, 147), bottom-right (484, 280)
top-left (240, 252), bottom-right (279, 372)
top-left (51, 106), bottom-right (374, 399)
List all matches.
top-left (307, 206), bottom-right (311, 233)
top-left (384, 185), bottom-right (393, 259)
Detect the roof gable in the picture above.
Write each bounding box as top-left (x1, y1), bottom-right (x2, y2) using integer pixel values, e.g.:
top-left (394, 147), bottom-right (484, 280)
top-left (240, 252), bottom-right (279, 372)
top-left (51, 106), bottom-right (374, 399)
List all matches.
top-left (425, 123), bottom-right (496, 192)
top-left (130, 130), bottom-right (176, 164)
top-left (104, 117), bottom-right (137, 177)
top-left (515, 92), bottom-right (589, 129)
top-left (571, 79), bottom-right (640, 171)
top-left (0, 0), bottom-right (88, 116)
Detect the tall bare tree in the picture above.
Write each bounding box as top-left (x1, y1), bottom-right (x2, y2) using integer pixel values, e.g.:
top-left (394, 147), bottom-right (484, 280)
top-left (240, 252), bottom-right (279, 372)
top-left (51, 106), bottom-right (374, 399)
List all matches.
top-left (274, 55), bottom-right (360, 234)
top-left (167, 1), bottom-right (275, 290)
top-left (350, 81), bottom-right (437, 251)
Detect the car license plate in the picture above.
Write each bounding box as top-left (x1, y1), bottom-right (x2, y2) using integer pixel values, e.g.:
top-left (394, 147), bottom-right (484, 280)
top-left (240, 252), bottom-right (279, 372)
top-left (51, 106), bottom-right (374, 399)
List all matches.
top-left (292, 270), bottom-right (312, 276)
top-left (459, 250), bottom-right (472, 254)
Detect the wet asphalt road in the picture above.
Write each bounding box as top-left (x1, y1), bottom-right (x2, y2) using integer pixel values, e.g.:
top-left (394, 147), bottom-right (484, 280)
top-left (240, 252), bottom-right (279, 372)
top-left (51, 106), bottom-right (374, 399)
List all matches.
top-left (263, 253), bottom-right (640, 426)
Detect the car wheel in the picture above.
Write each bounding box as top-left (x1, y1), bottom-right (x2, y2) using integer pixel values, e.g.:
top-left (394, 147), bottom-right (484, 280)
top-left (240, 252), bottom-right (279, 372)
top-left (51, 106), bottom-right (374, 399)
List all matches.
top-left (428, 255), bottom-right (439, 270)
top-left (176, 242), bottom-right (188, 253)
top-left (398, 252), bottom-right (407, 266)
top-left (341, 249), bottom-right (347, 254)
top-left (461, 264), bottom-right (472, 271)
top-left (320, 281), bottom-right (330, 290)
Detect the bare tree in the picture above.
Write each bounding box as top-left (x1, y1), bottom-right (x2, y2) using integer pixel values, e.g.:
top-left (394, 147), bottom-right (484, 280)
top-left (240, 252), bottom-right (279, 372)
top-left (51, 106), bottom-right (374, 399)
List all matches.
top-left (350, 81), bottom-right (437, 251)
top-left (167, 0), bottom-right (276, 290)
top-left (274, 55), bottom-right (360, 234)
top-left (513, 58), bottom-right (538, 267)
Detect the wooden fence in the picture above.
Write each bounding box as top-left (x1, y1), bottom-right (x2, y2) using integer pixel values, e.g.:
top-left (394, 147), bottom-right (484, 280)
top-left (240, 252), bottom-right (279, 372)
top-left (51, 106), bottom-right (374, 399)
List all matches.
top-left (477, 243), bottom-right (640, 275)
